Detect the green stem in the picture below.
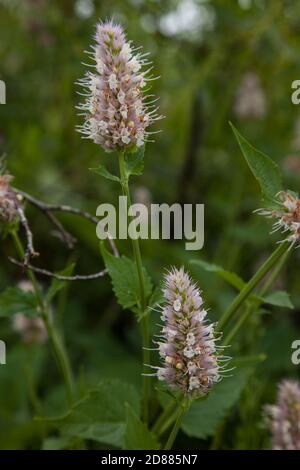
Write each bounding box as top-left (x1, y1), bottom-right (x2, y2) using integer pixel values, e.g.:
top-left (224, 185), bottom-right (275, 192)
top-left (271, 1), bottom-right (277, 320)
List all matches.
top-left (118, 151), bottom-right (150, 423)
top-left (223, 245), bottom-right (291, 346)
top-left (151, 400), bottom-right (177, 436)
top-left (158, 408), bottom-right (179, 437)
top-left (217, 242), bottom-right (290, 332)
top-left (259, 247), bottom-right (290, 297)
top-left (24, 362), bottom-right (43, 415)
top-left (11, 231), bottom-right (74, 405)
top-left (164, 399), bottom-right (189, 450)
top-left (42, 314), bottom-right (74, 405)
top-left (223, 303), bottom-right (252, 346)
top-left (210, 422), bottom-right (225, 450)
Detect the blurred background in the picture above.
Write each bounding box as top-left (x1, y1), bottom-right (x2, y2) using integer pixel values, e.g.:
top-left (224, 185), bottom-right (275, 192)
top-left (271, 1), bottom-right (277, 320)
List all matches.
top-left (0, 0), bottom-right (299, 450)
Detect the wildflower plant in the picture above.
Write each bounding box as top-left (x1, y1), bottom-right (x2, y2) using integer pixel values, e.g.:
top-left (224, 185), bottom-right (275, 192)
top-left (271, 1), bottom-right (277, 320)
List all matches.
top-left (0, 16), bottom-right (299, 452)
top-left (215, 124), bottom-right (296, 338)
top-left (0, 156), bottom-right (112, 408)
top-left (77, 19), bottom-right (162, 425)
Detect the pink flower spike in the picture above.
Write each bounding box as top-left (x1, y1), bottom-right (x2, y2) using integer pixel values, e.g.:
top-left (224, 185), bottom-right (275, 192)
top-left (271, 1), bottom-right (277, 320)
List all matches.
top-left (156, 267), bottom-right (229, 399)
top-left (77, 20), bottom-right (161, 153)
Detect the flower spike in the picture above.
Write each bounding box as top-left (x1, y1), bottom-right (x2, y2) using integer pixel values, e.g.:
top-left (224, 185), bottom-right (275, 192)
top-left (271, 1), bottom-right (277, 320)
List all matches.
top-left (77, 20), bottom-right (161, 153)
top-left (155, 267), bottom-right (229, 398)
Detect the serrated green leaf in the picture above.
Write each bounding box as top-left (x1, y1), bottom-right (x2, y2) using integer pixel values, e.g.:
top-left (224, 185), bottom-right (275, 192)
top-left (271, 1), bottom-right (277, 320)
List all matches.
top-left (123, 404), bottom-right (160, 450)
top-left (100, 243), bottom-right (153, 310)
top-left (124, 145), bottom-right (145, 177)
top-left (0, 287), bottom-right (39, 318)
top-left (46, 263), bottom-right (75, 304)
top-left (90, 164), bottom-right (120, 183)
top-left (181, 356), bottom-right (264, 439)
top-left (262, 290), bottom-right (294, 309)
top-left (190, 259), bottom-right (245, 291)
top-left (230, 123), bottom-right (282, 205)
top-left (48, 380), bottom-right (140, 448)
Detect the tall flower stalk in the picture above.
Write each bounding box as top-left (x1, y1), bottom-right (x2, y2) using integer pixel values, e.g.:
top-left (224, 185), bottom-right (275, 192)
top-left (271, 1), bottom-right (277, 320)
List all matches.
top-left (217, 190), bottom-right (295, 337)
top-left (78, 20), bottom-right (161, 423)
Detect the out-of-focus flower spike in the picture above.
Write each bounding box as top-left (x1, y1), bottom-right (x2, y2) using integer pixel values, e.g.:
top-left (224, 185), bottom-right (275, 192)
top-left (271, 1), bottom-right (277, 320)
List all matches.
top-left (265, 379), bottom-right (300, 450)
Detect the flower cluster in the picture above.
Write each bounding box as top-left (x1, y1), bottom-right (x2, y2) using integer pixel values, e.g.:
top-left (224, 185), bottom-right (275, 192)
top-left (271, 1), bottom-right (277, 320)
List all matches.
top-left (0, 174), bottom-right (20, 225)
top-left (13, 281), bottom-right (48, 345)
top-left (265, 379), bottom-right (300, 450)
top-left (77, 20), bottom-right (160, 153)
top-left (155, 267), bottom-right (228, 398)
top-left (257, 191), bottom-right (300, 246)
top-left (13, 314), bottom-right (48, 344)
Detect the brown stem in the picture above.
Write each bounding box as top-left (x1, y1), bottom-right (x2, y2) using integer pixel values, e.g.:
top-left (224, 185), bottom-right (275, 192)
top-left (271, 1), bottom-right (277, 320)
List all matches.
top-left (14, 188), bottom-right (119, 256)
top-left (44, 210), bottom-right (77, 249)
top-left (17, 206), bottom-right (39, 264)
top-left (9, 257), bottom-right (107, 281)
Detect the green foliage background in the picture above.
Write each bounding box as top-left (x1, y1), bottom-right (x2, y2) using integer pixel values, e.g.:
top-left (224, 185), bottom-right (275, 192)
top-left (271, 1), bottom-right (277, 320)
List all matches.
top-left (0, 0), bottom-right (299, 450)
